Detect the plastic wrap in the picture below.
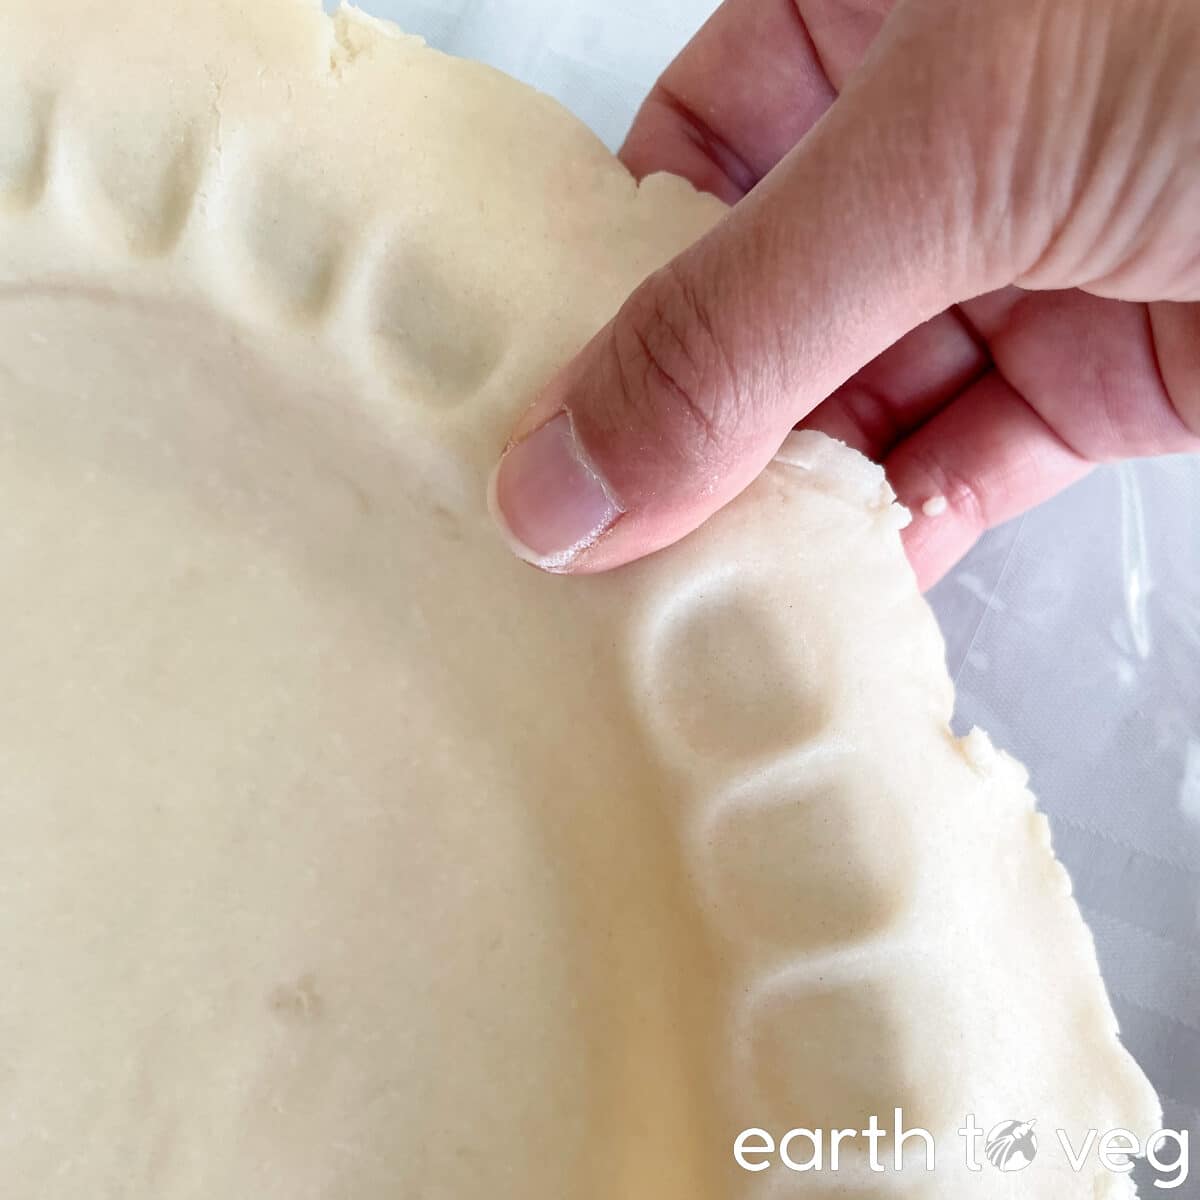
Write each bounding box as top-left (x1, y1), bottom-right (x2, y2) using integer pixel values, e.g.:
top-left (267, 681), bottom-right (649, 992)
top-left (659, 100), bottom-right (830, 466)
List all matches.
top-left (932, 456), bottom-right (1200, 1177)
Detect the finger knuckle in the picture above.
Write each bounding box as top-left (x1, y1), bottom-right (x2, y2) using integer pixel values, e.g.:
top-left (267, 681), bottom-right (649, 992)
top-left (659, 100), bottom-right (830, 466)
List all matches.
top-left (609, 261), bottom-right (739, 463)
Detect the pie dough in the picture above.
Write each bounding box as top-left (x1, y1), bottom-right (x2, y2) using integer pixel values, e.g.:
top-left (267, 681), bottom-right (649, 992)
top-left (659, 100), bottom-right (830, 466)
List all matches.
top-left (0, 2), bottom-right (1161, 1197)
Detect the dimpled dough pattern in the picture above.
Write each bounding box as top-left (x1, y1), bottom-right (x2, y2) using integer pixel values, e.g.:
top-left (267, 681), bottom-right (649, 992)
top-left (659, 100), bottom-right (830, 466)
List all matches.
top-left (0, 2), bottom-right (1163, 1198)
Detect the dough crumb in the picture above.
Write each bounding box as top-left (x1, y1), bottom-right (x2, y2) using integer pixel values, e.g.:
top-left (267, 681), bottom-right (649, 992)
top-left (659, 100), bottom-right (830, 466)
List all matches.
top-left (921, 494), bottom-right (948, 517)
top-left (268, 974), bottom-right (324, 1022)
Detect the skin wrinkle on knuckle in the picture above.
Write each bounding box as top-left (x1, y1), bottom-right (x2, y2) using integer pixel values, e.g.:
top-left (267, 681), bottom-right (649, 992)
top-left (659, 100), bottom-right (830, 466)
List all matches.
top-left (1015, 2), bottom-right (1200, 296)
top-left (957, 0), bottom-right (1102, 287)
top-left (651, 87), bottom-right (759, 197)
top-left (611, 262), bottom-right (738, 460)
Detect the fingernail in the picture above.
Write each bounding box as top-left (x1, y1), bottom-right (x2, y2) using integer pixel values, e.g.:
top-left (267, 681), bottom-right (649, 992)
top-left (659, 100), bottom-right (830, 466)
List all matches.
top-left (489, 411), bottom-right (623, 571)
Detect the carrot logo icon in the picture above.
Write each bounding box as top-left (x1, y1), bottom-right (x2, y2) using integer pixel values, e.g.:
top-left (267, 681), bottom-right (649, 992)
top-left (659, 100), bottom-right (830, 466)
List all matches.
top-left (985, 1119), bottom-right (1038, 1171)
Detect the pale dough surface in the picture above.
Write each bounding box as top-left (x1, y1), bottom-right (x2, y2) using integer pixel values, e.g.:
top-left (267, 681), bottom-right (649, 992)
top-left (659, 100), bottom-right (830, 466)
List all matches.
top-left (0, 2), bottom-right (1161, 1196)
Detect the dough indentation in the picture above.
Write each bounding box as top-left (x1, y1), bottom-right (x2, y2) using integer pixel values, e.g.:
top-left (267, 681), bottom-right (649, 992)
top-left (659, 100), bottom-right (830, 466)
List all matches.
top-left (225, 155), bottom-right (346, 319)
top-left (369, 244), bottom-right (507, 407)
top-left (637, 579), bottom-right (833, 771)
top-left (69, 110), bottom-right (206, 256)
top-left (743, 976), bottom-right (947, 1164)
top-left (695, 761), bottom-right (913, 958)
top-left (0, 81), bottom-right (52, 210)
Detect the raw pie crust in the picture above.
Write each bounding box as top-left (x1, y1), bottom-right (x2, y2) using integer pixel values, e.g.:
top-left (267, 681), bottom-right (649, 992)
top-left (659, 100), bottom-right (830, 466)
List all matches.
top-left (0, 2), bottom-right (1161, 1197)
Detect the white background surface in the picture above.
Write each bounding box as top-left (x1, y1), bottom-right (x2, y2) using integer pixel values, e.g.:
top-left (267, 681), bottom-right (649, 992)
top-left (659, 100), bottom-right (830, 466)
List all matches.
top-left (344, 0), bottom-right (1200, 1183)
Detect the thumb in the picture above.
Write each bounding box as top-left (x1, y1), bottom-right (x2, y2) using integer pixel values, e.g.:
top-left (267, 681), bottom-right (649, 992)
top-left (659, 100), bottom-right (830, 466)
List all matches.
top-left (491, 12), bottom-right (1005, 572)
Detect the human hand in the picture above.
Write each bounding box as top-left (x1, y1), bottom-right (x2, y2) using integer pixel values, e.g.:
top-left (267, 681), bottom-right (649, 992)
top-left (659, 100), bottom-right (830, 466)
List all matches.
top-left (490, 0), bottom-right (1200, 588)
